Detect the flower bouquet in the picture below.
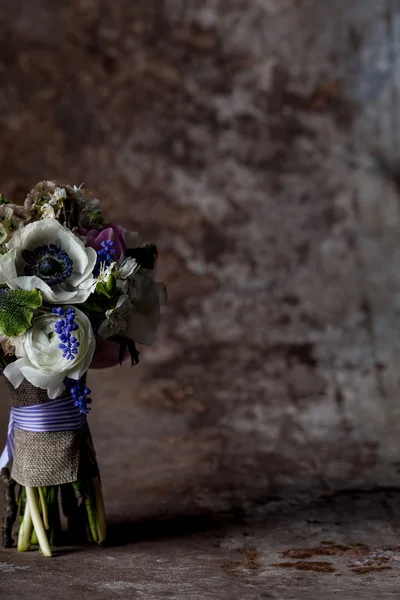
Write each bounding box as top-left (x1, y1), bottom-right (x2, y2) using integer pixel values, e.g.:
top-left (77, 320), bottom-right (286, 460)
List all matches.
top-left (0, 181), bottom-right (165, 556)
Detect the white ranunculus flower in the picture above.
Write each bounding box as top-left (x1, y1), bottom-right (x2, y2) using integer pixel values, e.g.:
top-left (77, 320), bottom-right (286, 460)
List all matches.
top-left (0, 219), bottom-right (97, 303)
top-left (4, 307), bottom-right (95, 399)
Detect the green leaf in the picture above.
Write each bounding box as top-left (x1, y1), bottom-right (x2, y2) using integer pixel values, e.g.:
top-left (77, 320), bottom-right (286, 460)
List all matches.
top-left (0, 288), bottom-right (42, 337)
top-left (91, 210), bottom-right (104, 226)
top-left (96, 274), bottom-right (116, 299)
top-left (81, 301), bottom-right (106, 317)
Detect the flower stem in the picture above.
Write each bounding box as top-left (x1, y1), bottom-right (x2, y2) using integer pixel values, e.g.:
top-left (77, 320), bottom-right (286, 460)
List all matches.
top-left (18, 486), bottom-right (26, 522)
top-left (25, 487), bottom-right (51, 557)
top-left (92, 476), bottom-right (106, 544)
top-left (47, 486), bottom-right (61, 546)
top-left (38, 487), bottom-right (49, 530)
top-left (61, 483), bottom-right (86, 542)
top-left (84, 478), bottom-right (98, 544)
top-left (18, 499), bottom-right (32, 552)
top-left (31, 527), bottom-right (38, 545)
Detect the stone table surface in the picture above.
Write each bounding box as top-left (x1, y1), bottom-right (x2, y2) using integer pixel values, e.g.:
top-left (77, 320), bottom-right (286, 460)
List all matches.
top-left (2, 481), bottom-right (400, 599)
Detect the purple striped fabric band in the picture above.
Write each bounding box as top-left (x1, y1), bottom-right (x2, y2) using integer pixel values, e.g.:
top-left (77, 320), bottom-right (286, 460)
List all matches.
top-left (0, 395), bottom-right (86, 470)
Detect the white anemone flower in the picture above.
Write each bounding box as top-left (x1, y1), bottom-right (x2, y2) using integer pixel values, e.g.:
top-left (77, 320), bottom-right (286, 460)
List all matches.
top-left (4, 307), bottom-right (95, 399)
top-left (0, 219), bottom-right (97, 304)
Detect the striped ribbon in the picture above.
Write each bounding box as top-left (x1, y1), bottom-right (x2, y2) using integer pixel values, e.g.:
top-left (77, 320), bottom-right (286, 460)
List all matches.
top-left (0, 395), bottom-right (86, 471)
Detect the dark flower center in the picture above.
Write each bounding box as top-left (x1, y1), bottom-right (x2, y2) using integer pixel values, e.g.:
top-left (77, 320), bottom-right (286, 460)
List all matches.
top-left (38, 257), bottom-right (61, 276)
top-left (24, 244), bottom-right (74, 286)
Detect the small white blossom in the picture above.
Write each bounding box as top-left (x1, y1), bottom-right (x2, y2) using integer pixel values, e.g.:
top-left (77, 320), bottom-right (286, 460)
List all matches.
top-left (98, 294), bottom-right (132, 339)
top-left (91, 261), bottom-right (116, 292)
top-left (39, 187), bottom-right (67, 219)
top-left (40, 203), bottom-right (56, 219)
top-left (114, 257), bottom-right (139, 294)
top-left (72, 184), bottom-right (84, 194)
top-left (117, 257), bottom-right (139, 280)
top-left (51, 187), bottom-right (67, 203)
top-left (120, 269), bottom-right (145, 302)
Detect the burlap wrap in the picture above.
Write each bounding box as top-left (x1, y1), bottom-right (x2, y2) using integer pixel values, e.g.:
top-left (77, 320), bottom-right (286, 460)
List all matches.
top-left (5, 379), bottom-right (98, 487)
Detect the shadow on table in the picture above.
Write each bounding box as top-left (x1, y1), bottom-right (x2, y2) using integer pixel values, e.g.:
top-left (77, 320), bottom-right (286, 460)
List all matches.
top-left (105, 484), bottom-right (400, 547)
top-left (106, 513), bottom-right (224, 546)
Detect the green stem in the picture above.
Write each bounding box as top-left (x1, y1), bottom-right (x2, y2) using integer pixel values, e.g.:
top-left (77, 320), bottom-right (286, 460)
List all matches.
top-left (38, 487), bottom-right (49, 530)
top-left (47, 486), bottom-right (61, 546)
top-left (25, 487), bottom-right (51, 557)
top-left (31, 527), bottom-right (38, 545)
top-left (53, 487), bottom-right (62, 545)
top-left (84, 478), bottom-right (98, 544)
top-left (17, 515), bottom-right (25, 551)
top-left (18, 499), bottom-right (32, 552)
top-left (18, 486), bottom-right (26, 522)
top-left (92, 476), bottom-right (106, 544)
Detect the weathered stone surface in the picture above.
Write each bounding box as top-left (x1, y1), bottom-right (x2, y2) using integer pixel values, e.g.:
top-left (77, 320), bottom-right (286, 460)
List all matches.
top-left (1, 0), bottom-right (400, 595)
top-left (1, 490), bottom-right (400, 598)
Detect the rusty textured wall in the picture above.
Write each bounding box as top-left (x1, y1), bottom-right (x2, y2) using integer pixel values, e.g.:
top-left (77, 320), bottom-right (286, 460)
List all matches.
top-left (1, 1), bottom-right (400, 519)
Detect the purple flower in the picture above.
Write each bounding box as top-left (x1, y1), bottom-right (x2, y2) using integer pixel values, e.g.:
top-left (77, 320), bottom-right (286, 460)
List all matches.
top-left (85, 224), bottom-right (126, 260)
top-left (65, 376), bottom-right (92, 414)
top-left (53, 307), bottom-right (80, 360)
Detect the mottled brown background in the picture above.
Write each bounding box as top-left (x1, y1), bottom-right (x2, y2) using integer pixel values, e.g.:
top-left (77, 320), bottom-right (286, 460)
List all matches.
top-left (2, 2), bottom-right (400, 597)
